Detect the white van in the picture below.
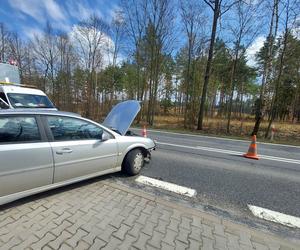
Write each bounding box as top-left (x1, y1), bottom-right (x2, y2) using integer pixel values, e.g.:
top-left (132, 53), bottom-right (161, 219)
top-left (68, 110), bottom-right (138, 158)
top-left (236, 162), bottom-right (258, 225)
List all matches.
top-left (0, 85), bottom-right (56, 110)
top-left (0, 62), bottom-right (56, 110)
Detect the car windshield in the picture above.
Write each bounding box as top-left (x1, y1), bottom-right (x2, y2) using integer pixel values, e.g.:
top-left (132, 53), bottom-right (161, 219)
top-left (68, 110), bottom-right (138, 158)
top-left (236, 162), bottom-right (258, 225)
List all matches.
top-left (7, 93), bottom-right (55, 108)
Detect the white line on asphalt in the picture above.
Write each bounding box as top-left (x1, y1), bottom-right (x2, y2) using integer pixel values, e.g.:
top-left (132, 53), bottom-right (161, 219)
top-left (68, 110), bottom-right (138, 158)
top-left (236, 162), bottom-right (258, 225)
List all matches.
top-left (156, 141), bottom-right (300, 165)
top-left (248, 204), bottom-right (300, 228)
top-left (135, 176), bottom-right (197, 198)
top-left (131, 128), bottom-right (300, 149)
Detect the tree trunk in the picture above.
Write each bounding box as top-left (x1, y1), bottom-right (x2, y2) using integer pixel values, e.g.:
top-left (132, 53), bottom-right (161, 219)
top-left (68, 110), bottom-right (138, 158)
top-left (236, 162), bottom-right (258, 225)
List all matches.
top-left (197, 0), bottom-right (220, 130)
top-left (226, 55), bottom-right (238, 134)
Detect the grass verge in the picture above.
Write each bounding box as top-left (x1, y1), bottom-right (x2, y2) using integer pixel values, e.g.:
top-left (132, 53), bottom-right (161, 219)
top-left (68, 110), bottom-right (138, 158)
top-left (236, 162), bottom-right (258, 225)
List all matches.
top-left (134, 115), bottom-right (300, 146)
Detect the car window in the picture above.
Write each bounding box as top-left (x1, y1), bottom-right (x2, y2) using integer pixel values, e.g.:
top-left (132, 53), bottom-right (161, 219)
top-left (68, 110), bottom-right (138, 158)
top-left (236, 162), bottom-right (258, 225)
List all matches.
top-left (47, 116), bottom-right (105, 141)
top-left (0, 116), bottom-right (41, 143)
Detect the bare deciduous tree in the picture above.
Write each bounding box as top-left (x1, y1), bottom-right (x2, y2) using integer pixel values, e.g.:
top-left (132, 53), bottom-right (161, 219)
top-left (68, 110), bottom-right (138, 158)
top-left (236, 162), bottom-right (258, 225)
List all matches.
top-left (180, 0), bottom-right (206, 128)
top-left (121, 0), bottom-right (148, 101)
top-left (32, 22), bottom-right (59, 96)
top-left (251, 0), bottom-right (279, 135)
top-left (111, 10), bottom-right (125, 67)
top-left (265, 0), bottom-right (299, 138)
top-left (226, 0), bottom-right (262, 133)
top-left (144, 0), bottom-right (175, 125)
top-left (73, 15), bottom-right (110, 117)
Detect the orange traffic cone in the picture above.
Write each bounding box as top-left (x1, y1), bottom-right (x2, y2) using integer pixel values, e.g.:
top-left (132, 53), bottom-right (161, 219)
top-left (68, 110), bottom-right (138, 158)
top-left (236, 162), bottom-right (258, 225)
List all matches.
top-left (142, 125), bottom-right (147, 138)
top-left (243, 135), bottom-right (259, 160)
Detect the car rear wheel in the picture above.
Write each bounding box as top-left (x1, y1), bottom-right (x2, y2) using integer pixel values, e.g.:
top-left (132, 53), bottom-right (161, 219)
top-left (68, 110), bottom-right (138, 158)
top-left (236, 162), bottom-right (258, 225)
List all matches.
top-left (123, 149), bottom-right (144, 175)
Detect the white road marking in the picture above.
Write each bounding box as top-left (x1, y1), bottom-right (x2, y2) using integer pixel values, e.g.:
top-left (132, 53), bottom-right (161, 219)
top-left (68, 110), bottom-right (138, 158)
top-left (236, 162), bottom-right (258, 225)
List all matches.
top-left (135, 176), bottom-right (197, 198)
top-left (248, 204), bottom-right (300, 228)
top-left (156, 141), bottom-right (300, 165)
top-left (131, 128), bottom-right (300, 149)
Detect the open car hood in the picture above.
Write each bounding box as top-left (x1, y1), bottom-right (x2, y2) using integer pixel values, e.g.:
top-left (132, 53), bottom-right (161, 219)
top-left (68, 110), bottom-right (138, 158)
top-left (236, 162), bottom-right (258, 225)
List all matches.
top-left (103, 100), bottom-right (140, 135)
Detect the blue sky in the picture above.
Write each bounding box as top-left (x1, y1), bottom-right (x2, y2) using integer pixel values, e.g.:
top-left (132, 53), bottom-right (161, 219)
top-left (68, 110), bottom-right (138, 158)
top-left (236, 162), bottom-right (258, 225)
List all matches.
top-left (0, 0), bottom-right (285, 67)
top-left (0, 0), bottom-right (120, 39)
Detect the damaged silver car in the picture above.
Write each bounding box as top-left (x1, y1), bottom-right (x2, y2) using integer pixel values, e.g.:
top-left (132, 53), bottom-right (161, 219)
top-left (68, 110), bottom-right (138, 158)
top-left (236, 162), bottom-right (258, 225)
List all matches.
top-left (0, 100), bottom-right (155, 205)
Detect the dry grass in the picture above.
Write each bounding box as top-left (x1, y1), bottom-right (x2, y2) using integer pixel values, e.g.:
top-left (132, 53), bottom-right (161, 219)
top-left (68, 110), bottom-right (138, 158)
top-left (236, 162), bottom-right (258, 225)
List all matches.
top-left (138, 115), bottom-right (300, 146)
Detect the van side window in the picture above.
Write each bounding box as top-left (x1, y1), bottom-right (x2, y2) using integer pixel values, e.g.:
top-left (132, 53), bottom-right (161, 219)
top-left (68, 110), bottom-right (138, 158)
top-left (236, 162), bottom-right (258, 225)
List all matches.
top-left (0, 116), bottom-right (41, 143)
top-left (0, 92), bottom-right (8, 103)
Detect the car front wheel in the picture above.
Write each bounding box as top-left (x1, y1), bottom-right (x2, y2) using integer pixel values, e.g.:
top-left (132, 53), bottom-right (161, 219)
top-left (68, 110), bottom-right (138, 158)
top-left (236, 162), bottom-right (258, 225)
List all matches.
top-left (123, 149), bottom-right (144, 175)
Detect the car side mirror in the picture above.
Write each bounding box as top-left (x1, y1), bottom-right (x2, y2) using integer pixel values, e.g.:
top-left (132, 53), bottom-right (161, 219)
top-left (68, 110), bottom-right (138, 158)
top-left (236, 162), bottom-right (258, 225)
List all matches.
top-left (101, 132), bottom-right (110, 142)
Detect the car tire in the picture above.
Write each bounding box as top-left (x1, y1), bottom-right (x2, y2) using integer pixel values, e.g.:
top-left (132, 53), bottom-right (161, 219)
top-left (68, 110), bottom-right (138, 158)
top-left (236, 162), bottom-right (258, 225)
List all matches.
top-left (123, 149), bottom-right (144, 176)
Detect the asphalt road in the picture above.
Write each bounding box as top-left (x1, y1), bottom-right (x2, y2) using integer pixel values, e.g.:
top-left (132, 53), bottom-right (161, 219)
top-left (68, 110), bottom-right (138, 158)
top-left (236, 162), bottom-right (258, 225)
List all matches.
top-left (123, 128), bottom-right (300, 230)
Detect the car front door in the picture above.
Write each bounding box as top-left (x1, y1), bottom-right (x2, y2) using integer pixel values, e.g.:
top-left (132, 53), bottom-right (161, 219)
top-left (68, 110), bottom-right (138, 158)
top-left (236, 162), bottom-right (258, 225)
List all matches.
top-left (45, 115), bottom-right (118, 183)
top-left (0, 115), bottom-right (53, 198)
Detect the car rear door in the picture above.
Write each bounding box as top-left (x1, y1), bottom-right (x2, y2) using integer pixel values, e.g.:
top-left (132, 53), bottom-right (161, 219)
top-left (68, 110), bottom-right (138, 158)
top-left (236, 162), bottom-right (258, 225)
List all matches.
top-left (44, 115), bottom-right (118, 183)
top-left (0, 115), bottom-right (54, 197)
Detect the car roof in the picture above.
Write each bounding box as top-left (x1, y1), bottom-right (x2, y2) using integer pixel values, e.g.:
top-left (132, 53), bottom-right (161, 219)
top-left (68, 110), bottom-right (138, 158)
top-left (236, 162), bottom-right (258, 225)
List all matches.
top-left (0, 85), bottom-right (47, 95)
top-left (0, 109), bottom-right (81, 117)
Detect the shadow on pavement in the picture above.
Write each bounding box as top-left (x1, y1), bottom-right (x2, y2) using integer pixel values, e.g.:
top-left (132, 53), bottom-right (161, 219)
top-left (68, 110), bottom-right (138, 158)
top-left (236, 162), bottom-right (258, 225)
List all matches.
top-left (0, 172), bottom-right (129, 211)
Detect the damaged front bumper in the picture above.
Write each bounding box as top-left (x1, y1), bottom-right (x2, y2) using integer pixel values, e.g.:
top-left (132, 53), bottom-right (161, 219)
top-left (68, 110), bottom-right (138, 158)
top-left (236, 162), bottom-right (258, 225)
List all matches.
top-left (145, 141), bottom-right (156, 163)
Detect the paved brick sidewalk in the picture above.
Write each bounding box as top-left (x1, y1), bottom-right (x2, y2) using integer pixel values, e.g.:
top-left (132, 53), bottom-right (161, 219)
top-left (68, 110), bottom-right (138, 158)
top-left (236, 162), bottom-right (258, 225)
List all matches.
top-left (0, 180), bottom-right (299, 250)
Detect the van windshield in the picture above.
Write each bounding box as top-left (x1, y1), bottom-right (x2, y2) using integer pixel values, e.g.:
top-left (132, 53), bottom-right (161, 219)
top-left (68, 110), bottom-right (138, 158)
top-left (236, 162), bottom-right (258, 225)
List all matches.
top-left (7, 93), bottom-right (55, 108)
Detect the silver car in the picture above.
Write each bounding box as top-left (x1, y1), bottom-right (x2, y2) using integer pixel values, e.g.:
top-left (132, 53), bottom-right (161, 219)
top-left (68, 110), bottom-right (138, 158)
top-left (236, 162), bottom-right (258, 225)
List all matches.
top-left (0, 100), bottom-right (155, 205)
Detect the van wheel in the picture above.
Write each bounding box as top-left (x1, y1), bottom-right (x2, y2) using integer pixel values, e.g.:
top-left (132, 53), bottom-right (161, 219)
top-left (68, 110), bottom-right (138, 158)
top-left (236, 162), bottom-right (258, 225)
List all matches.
top-left (123, 149), bottom-right (144, 175)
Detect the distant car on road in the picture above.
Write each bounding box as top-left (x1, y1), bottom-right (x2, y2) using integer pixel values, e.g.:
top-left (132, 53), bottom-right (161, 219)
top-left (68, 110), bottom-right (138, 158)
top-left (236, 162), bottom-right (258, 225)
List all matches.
top-left (0, 100), bottom-right (155, 205)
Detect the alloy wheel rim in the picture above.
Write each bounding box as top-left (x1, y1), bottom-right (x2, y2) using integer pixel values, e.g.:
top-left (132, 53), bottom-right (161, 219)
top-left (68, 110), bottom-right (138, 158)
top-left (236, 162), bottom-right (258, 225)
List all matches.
top-left (133, 152), bottom-right (143, 171)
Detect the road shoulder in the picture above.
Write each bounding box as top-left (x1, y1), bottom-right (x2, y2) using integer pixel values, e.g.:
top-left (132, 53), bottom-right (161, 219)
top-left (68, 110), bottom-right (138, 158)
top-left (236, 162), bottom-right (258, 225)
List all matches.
top-left (106, 180), bottom-right (300, 249)
top-left (0, 178), bottom-right (299, 249)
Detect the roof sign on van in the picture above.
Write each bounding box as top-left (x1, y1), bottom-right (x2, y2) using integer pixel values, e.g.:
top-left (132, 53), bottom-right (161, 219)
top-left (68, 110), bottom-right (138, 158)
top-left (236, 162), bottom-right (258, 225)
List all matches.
top-left (0, 62), bottom-right (21, 85)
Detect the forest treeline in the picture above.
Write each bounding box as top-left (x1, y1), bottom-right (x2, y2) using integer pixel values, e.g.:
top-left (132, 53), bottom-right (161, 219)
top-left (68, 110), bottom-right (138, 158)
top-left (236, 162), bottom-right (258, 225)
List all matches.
top-left (0, 0), bottom-right (299, 137)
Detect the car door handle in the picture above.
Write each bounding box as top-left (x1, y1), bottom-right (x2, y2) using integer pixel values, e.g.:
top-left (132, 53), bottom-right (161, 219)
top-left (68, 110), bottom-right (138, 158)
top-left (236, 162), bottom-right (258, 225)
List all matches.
top-left (56, 148), bottom-right (73, 154)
